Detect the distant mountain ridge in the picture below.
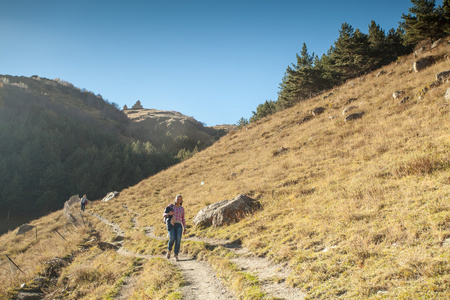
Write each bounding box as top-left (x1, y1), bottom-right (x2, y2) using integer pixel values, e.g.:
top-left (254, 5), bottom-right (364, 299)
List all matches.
top-left (123, 107), bottom-right (234, 149)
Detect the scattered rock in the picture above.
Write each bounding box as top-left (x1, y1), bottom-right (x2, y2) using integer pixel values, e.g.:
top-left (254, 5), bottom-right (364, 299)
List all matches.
top-left (342, 105), bottom-right (357, 116)
top-left (44, 256), bottom-right (72, 280)
top-left (97, 241), bottom-right (120, 251)
top-left (193, 194), bottom-right (261, 228)
top-left (63, 195), bottom-right (82, 227)
top-left (328, 115), bottom-right (336, 121)
top-left (297, 115), bottom-right (313, 124)
top-left (323, 92), bottom-right (333, 99)
top-left (347, 98), bottom-right (358, 104)
top-left (436, 70), bottom-right (450, 83)
top-left (414, 47), bottom-right (426, 56)
top-left (111, 235), bottom-right (125, 242)
top-left (273, 146), bottom-right (288, 157)
top-left (376, 70), bottom-right (386, 77)
top-left (392, 91), bottom-right (405, 100)
top-left (446, 88), bottom-right (450, 102)
top-left (344, 112), bottom-right (365, 122)
top-left (309, 107), bottom-right (325, 116)
top-left (16, 224), bottom-right (35, 236)
top-left (431, 38), bottom-right (445, 49)
top-left (33, 277), bottom-right (48, 285)
top-left (399, 96), bottom-right (410, 104)
top-left (413, 56), bottom-right (434, 72)
top-left (15, 291), bottom-right (44, 300)
top-left (102, 191), bottom-right (120, 202)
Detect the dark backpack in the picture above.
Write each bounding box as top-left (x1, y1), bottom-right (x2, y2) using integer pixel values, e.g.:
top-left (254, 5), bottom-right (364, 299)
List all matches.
top-left (163, 204), bottom-right (174, 224)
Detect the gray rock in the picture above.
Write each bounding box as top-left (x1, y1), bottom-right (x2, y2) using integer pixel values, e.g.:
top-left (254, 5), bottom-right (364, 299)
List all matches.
top-left (342, 105), bottom-right (357, 116)
top-left (97, 241), bottom-right (119, 251)
top-left (392, 91), bottom-right (405, 100)
top-left (344, 112), bottom-right (365, 122)
top-left (323, 92), bottom-right (333, 99)
top-left (193, 194), bottom-right (261, 228)
top-left (436, 70), bottom-right (450, 83)
top-left (431, 38), bottom-right (445, 49)
top-left (376, 70), bottom-right (386, 77)
top-left (414, 47), bottom-right (426, 56)
top-left (16, 224), bottom-right (35, 236)
top-left (309, 107), bottom-right (325, 116)
top-left (413, 56), bottom-right (434, 72)
top-left (102, 191), bottom-right (119, 202)
top-left (15, 292), bottom-right (44, 300)
top-left (445, 88), bottom-right (450, 102)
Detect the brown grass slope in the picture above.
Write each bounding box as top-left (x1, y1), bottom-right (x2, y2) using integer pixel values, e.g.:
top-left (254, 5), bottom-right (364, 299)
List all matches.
top-left (0, 40), bottom-right (449, 299)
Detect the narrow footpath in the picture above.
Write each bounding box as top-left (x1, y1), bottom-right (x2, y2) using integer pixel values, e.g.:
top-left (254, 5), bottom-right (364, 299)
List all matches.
top-left (90, 205), bottom-right (305, 299)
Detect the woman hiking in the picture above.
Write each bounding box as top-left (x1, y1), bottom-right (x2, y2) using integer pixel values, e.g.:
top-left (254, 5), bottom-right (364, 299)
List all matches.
top-left (80, 194), bottom-right (88, 211)
top-left (163, 194), bottom-right (186, 261)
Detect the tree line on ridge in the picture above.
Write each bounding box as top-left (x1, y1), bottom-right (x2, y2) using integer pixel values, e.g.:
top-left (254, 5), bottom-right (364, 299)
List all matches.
top-left (239, 0), bottom-right (450, 126)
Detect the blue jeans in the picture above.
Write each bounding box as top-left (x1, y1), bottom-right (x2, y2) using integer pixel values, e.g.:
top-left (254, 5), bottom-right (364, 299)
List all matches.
top-left (168, 223), bottom-right (183, 255)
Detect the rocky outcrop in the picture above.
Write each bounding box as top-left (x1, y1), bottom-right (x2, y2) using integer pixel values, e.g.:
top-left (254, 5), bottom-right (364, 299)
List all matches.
top-left (124, 108), bottom-right (228, 148)
top-left (193, 194), bottom-right (261, 228)
top-left (413, 56), bottom-right (434, 72)
top-left (131, 100), bottom-right (143, 109)
top-left (63, 195), bottom-right (82, 227)
top-left (16, 224), bottom-right (35, 236)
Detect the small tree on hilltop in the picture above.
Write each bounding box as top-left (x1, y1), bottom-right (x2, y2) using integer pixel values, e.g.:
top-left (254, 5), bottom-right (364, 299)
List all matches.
top-left (250, 100), bottom-right (277, 122)
top-left (236, 117), bottom-right (249, 129)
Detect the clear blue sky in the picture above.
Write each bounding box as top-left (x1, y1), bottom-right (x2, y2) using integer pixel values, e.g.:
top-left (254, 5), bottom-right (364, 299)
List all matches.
top-left (0, 0), bottom-right (422, 126)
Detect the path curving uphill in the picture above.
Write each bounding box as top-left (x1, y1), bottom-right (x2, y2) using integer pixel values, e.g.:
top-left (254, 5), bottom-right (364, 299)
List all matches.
top-left (89, 211), bottom-right (236, 300)
top-left (91, 206), bottom-right (305, 299)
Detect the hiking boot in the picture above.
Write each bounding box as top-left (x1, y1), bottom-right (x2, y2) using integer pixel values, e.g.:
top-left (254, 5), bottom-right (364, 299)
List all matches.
top-left (174, 255), bottom-right (179, 261)
top-left (166, 251), bottom-right (171, 259)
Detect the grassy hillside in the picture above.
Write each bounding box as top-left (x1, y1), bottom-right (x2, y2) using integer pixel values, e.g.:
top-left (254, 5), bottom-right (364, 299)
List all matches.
top-left (0, 75), bottom-right (227, 234)
top-left (0, 40), bottom-right (449, 299)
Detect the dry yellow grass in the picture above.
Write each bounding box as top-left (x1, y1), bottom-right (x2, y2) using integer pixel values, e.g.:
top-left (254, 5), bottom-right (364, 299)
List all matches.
top-left (115, 40), bottom-right (449, 299)
top-left (0, 40), bottom-right (449, 299)
top-left (0, 211), bottom-right (106, 298)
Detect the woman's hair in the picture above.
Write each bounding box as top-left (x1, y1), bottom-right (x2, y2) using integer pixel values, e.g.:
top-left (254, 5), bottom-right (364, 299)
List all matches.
top-left (175, 194), bottom-right (183, 206)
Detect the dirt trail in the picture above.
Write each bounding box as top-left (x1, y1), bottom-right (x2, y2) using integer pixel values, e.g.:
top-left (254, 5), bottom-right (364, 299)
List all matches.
top-left (90, 211), bottom-right (236, 300)
top-left (91, 207), bottom-right (305, 299)
top-left (144, 226), bottom-right (304, 299)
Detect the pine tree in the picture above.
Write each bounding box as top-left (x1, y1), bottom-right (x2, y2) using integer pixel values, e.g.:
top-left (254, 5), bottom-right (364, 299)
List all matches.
top-left (277, 43), bottom-right (324, 109)
top-left (250, 100), bottom-right (277, 122)
top-left (330, 23), bottom-right (373, 81)
top-left (385, 28), bottom-right (412, 59)
top-left (401, 0), bottom-right (446, 44)
top-left (368, 20), bottom-right (388, 67)
top-left (236, 117), bottom-right (249, 128)
top-left (438, 0), bottom-right (450, 35)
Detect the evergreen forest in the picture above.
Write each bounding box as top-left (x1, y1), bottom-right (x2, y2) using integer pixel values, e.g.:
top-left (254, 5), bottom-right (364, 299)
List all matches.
top-left (244, 0), bottom-right (450, 124)
top-left (0, 75), bottom-right (222, 234)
